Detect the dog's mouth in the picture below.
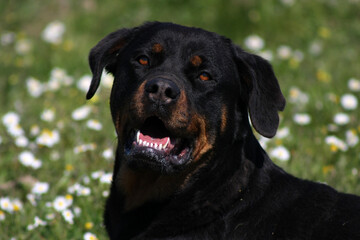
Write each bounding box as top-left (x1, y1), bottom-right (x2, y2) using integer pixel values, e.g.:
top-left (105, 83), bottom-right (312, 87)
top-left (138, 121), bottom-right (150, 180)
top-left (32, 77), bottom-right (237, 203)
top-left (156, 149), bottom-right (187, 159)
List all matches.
top-left (124, 116), bottom-right (193, 171)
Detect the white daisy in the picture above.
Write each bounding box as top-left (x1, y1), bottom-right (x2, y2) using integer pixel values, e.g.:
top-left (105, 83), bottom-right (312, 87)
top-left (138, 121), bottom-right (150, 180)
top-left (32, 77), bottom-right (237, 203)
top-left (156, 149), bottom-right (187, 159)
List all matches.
top-left (53, 196), bottom-right (72, 212)
top-left (72, 106), bottom-right (91, 120)
top-left (41, 109), bottom-right (55, 122)
top-left (101, 71), bottom-right (114, 88)
top-left (15, 135), bottom-right (29, 147)
top-left (102, 148), bottom-right (114, 160)
top-left (325, 136), bottom-right (348, 151)
top-left (346, 130), bottom-right (359, 147)
top-left (348, 78), bottom-right (360, 92)
top-left (84, 232), bottom-right (98, 240)
top-left (32, 182), bottom-right (50, 195)
top-left (333, 113), bottom-right (350, 125)
top-left (340, 94), bottom-right (358, 110)
top-left (77, 75), bottom-right (92, 93)
top-left (62, 209), bottom-right (74, 224)
top-left (42, 21), bottom-right (66, 44)
top-left (0, 197), bottom-right (13, 213)
top-left (26, 77), bottom-right (44, 98)
top-left (244, 35), bottom-right (264, 51)
top-left (100, 173), bottom-right (112, 184)
top-left (36, 129), bottom-right (60, 147)
top-left (86, 119), bottom-right (102, 131)
top-left (2, 112), bottom-right (20, 127)
top-left (270, 146), bottom-right (290, 162)
top-left (293, 113), bottom-right (311, 125)
top-left (277, 45), bottom-right (292, 60)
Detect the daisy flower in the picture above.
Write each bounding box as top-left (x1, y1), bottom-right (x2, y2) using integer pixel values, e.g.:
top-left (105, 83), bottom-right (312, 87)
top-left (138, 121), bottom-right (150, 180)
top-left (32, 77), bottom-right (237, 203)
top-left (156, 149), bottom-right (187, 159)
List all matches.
top-left (340, 94), bottom-right (358, 110)
top-left (333, 113), bottom-right (350, 125)
top-left (26, 77), bottom-right (44, 97)
top-left (62, 209), bottom-right (74, 224)
top-left (42, 21), bottom-right (66, 44)
top-left (86, 119), bottom-right (103, 131)
top-left (348, 78), bottom-right (360, 92)
top-left (32, 182), bottom-right (50, 195)
top-left (325, 136), bottom-right (348, 152)
top-left (293, 113), bottom-right (311, 125)
top-left (53, 195), bottom-right (72, 212)
top-left (77, 75), bottom-right (92, 93)
top-left (102, 148), bottom-right (114, 160)
top-left (270, 146), bottom-right (290, 161)
top-left (41, 109), bottom-right (56, 122)
top-left (244, 35), bottom-right (264, 51)
top-left (277, 45), bottom-right (292, 60)
top-left (72, 106), bottom-right (91, 120)
top-left (84, 232), bottom-right (98, 240)
top-left (0, 197), bottom-right (13, 213)
top-left (36, 129), bottom-right (60, 147)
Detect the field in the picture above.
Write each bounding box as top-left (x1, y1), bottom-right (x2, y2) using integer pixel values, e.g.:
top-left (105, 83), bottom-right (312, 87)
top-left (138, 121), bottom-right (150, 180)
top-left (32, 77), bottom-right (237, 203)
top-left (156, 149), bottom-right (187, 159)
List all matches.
top-left (1, 0), bottom-right (360, 239)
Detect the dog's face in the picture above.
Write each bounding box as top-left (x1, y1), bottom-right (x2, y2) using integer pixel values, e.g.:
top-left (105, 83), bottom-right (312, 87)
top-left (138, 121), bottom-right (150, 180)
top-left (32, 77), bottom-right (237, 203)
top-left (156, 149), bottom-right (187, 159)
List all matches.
top-left (87, 22), bottom-right (285, 174)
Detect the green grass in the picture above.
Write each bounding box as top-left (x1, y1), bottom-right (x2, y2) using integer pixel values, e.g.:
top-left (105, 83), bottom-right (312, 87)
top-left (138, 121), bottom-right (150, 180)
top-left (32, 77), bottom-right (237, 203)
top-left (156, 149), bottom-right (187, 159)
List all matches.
top-left (1, 0), bottom-right (360, 239)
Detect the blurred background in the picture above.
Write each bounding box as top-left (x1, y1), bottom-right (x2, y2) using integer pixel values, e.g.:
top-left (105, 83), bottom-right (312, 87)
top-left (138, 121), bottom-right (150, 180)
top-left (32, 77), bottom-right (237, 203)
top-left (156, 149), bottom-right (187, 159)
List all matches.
top-left (1, 0), bottom-right (359, 239)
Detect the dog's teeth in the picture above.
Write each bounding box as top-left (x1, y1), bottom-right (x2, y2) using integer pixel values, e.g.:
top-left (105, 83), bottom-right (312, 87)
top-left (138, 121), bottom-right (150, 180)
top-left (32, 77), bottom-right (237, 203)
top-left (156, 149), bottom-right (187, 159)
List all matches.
top-left (154, 143), bottom-right (158, 149)
top-left (159, 144), bottom-right (163, 149)
top-left (136, 131), bottom-right (140, 143)
top-left (139, 139), bottom-right (143, 145)
top-left (146, 142), bottom-right (149, 147)
top-left (163, 138), bottom-right (170, 149)
top-left (150, 143), bottom-right (154, 148)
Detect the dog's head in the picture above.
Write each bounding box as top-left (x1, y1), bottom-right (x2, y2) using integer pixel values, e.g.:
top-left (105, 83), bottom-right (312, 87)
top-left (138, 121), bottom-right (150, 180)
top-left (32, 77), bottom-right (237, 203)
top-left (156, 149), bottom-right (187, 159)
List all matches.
top-left (87, 22), bottom-right (285, 173)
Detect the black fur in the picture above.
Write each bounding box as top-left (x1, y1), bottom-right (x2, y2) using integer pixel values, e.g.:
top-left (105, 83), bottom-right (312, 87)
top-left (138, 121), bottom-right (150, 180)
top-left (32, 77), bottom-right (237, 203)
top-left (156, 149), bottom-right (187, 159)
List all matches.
top-left (87, 22), bottom-right (360, 240)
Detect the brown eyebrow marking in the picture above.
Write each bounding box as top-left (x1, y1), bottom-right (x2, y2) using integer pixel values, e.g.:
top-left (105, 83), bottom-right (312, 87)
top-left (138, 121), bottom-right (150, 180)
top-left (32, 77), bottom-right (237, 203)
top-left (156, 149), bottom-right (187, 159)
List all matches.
top-left (190, 55), bottom-right (202, 67)
top-left (152, 43), bottom-right (163, 53)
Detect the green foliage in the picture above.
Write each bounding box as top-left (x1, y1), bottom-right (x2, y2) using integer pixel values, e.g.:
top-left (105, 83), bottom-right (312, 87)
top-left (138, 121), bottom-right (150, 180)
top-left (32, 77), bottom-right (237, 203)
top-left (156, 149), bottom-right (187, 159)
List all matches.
top-left (1, 0), bottom-right (360, 239)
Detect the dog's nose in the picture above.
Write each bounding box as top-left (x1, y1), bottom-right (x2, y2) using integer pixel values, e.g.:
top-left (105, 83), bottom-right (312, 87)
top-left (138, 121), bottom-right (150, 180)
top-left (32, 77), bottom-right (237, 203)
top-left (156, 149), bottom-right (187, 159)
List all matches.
top-left (145, 78), bottom-right (180, 105)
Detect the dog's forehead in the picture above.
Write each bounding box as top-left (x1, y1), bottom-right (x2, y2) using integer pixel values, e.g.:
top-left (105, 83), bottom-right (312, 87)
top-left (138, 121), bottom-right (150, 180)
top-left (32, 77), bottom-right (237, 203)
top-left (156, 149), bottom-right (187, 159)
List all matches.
top-left (136, 24), bottom-right (225, 55)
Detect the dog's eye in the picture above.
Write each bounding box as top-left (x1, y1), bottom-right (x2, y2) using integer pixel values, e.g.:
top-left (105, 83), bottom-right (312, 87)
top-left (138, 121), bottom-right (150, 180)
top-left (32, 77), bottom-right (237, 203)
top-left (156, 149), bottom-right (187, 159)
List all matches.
top-left (138, 56), bottom-right (149, 66)
top-left (199, 72), bottom-right (211, 81)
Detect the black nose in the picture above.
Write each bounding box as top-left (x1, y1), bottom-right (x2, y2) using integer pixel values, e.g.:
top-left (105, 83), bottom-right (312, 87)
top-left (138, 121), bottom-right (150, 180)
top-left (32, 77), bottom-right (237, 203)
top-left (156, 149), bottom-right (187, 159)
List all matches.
top-left (145, 78), bottom-right (180, 105)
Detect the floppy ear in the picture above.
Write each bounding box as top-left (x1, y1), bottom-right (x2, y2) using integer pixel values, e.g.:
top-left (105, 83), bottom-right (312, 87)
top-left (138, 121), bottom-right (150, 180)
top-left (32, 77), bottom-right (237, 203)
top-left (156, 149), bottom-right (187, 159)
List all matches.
top-left (87, 28), bottom-right (133, 100)
top-left (234, 46), bottom-right (286, 138)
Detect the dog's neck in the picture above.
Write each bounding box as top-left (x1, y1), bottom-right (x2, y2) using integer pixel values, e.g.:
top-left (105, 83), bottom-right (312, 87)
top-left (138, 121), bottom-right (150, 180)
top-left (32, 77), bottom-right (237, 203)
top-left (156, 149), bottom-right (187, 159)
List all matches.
top-left (117, 159), bottom-right (210, 211)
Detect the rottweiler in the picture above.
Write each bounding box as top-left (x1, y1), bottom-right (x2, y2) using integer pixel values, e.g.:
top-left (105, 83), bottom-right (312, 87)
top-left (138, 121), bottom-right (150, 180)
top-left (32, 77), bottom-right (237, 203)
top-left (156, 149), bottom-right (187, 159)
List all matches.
top-left (87, 22), bottom-right (360, 239)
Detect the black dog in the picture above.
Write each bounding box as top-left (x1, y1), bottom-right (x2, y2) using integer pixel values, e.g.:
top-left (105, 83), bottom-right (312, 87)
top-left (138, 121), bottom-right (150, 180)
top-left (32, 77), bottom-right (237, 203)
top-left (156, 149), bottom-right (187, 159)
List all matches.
top-left (87, 22), bottom-right (360, 239)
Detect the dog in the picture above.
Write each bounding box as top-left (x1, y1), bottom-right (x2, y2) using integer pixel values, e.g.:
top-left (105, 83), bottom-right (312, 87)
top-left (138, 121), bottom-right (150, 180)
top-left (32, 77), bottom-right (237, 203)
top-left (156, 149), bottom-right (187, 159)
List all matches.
top-left (86, 22), bottom-right (360, 239)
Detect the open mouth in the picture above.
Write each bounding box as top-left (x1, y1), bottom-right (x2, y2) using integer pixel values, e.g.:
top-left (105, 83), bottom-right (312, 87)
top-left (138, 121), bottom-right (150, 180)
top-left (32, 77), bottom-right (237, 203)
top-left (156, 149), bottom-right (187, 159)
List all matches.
top-left (124, 116), bottom-right (193, 170)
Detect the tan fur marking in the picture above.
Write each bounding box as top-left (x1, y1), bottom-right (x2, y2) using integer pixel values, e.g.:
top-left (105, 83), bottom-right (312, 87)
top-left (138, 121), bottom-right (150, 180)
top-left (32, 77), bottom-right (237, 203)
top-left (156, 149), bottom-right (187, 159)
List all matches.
top-left (132, 81), bottom-right (146, 118)
top-left (190, 55), bottom-right (202, 67)
top-left (221, 105), bottom-right (227, 134)
top-left (170, 90), bottom-right (189, 128)
top-left (152, 43), bottom-right (163, 53)
top-left (187, 114), bottom-right (213, 162)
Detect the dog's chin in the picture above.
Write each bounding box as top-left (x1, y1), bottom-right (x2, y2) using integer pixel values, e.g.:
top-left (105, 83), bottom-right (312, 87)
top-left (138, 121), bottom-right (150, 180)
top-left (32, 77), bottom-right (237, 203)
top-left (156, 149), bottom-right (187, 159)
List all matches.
top-left (123, 116), bottom-right (194, 174)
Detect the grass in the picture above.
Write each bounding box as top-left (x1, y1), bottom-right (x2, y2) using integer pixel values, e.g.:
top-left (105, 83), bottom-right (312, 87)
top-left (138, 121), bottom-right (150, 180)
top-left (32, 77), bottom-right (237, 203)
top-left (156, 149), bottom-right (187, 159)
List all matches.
top-left (1, 0), bottom-right (360, 239)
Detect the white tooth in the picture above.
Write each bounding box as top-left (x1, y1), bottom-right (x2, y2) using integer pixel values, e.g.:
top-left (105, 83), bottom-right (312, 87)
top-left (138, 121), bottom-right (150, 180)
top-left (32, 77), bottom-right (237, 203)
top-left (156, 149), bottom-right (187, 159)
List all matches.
top-left (163, 138), bottom-right (170, 149)
top-left (139, 139), bottom-right (143, 145)
top-left (143, 141), bottom-right (147, 146)
top-left (150, 143), bottom-right (154, 148)
top-left (146, 142), bottom-right (149, 147)
top-left (159, 144), bottom-right (163, 149)
top-left (154, 143), bottom-right (158, 149)
top-left (136, 131), bottom-right (140, 143)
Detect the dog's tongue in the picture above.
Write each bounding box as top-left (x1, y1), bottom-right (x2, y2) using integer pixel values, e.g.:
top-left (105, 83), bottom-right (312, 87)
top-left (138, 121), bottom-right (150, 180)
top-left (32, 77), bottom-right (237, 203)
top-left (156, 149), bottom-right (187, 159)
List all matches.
top-left (138, 132), bottom-right (169, 146)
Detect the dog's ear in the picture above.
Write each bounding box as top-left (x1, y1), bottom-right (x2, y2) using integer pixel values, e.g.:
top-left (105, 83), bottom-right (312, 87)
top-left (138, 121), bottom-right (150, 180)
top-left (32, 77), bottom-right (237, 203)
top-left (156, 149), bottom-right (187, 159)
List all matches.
top-left (87, 28), bottom-right (133, 99)
top-left (233, 46), bottom-right (286, 138)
